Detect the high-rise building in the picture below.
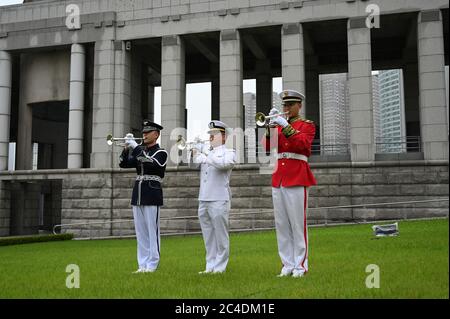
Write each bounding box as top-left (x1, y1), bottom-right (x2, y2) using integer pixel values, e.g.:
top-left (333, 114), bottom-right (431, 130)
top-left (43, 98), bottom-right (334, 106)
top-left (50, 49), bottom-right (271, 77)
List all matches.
top-left (376, 69), bottom-right (406, 153)
top-left (243, 92), bottom-right (256, 130)
top-left (319, 73), bottom-right (349, 154)
top-left (320, 70), bottom-right (406, 155)
top-left (372, 73), bottom-right (381, 140)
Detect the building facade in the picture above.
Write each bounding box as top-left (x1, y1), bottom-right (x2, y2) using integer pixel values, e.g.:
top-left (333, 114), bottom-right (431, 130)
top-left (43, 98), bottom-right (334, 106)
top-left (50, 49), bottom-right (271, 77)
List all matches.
top-left (0, 0), bottom-right (448, 237)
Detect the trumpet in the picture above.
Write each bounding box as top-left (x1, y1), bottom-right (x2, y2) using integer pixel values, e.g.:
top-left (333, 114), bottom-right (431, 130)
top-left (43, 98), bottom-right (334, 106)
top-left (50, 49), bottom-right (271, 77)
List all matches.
top-left (106, 133), bottom-right (143, 147)
top-left (175, 135), bottom-right (208, 151)
top-left (255, 111), bottom-right (289, 127)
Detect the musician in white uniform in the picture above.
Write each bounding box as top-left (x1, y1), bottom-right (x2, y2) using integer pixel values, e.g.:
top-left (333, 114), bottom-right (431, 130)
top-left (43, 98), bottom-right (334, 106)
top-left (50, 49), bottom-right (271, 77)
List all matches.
top-left (191, 121), bottom-right (236, 274)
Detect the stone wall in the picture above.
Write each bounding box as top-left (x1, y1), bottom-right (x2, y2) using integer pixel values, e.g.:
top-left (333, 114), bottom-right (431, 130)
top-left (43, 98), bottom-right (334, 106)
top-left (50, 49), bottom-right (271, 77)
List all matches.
top-left (60, 162), bottom-right (450, 237)
top-left (0, 161), bottom-right (448, 238)
top-left (0, 181), bottom-right (10, 236)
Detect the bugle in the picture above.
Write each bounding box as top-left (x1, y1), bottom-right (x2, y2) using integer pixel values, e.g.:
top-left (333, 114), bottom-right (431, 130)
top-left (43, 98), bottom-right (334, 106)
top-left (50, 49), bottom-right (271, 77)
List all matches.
top-left (255, 111), bottom-right (289, 127)
top-left (106, 133), bottom-right (143, 147)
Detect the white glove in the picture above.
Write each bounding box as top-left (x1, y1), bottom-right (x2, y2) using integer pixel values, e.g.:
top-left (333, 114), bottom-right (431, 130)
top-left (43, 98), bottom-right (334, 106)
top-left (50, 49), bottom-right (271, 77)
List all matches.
top-left (272, 115), bottom-right (289, 128)
top-left (269, 108), bottom-right (279, 116)
top-left (192, 143), bottom-right (204, 152)
top-left (124, 133), bottom-right (138, 149)
top-left (268, 108), bottom-right (280, 126)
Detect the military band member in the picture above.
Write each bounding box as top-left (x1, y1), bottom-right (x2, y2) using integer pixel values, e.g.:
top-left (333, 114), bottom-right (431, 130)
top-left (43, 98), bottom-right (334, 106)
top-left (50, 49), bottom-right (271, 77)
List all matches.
top-left (261, 90), bottom-right (317, 278)
top-left (191, 121), bottom-right (237, 274)
top-left (119, 120), bottom-right (168, 274)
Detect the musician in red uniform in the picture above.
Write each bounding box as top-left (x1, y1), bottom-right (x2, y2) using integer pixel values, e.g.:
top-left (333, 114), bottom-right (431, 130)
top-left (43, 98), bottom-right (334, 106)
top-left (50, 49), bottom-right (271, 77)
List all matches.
top-left (261, 90), bottom-right (317, 278)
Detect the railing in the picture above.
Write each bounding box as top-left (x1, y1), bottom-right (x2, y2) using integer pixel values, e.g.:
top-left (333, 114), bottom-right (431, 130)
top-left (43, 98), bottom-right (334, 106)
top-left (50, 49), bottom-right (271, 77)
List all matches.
top-left (245, 140), bottom-right (351, 159)
top-left (186, 136), bottom-right (422, 162)
top-left (53, 198), bottom-right (449, 239)
top-left (311, 139), bottom-right (350, 156)
top-left (375, 136), bottom-right (421, 153)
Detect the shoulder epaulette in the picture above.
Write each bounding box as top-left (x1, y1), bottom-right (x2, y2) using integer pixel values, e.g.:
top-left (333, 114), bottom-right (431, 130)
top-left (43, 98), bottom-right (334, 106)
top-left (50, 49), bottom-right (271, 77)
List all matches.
top-left (301, 118), bottom-right (314, 124)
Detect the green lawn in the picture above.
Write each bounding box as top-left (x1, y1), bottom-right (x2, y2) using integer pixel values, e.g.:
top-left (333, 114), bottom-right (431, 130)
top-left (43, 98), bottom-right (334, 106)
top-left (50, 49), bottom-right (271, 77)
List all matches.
top-left (0, 219), bottom-right (448, 299)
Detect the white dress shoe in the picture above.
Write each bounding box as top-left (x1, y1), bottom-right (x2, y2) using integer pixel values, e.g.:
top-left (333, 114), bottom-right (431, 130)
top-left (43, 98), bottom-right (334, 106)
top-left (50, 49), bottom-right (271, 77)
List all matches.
top-left (198, 269), bottom-right (213, 274)
top-left (292, 270), bottom-right (305, 278)
top-left (143, 268), bottom-right (156, 273)
top-left (212, 270), bottom-right (225, 274)
top-left (277, 269), bottom-right (293, 277)
top-left (133, 268), bottom-right (146, 274)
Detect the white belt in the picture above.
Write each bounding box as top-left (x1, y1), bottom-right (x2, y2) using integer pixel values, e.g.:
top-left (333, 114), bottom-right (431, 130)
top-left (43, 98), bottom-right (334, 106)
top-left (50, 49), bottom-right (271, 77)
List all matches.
top-left (276, 152), bottom-right (308, 162)
top-left (136, 175), bottom-right (163, 183)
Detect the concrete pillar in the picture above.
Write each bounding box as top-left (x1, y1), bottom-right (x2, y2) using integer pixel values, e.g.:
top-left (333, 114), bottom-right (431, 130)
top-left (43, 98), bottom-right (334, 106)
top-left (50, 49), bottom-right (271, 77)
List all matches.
top-left (161, 35), bottom-right (185, 166)
top-left (17, 55), bottom-right (33, 170)
top-left (0, 51), bottom-right (12, 171)
top-left (417, 10), bottom-right (448, 160)
top-left (91, 40), bottom-right (115, 168)
top-left (256, 59), bottom-right (273, 114)
top-left (347, 17), bottom-right (375, 162)
top-left (67, 44), bottom-right (85, 169)
top-left (220, 29), bottom-right (243, 129)
top-left (281, 23), bottom-right (306, 117)
top-left (112, 42), bottom-right (131, 148)
top-left (91, 40), bottom-right (131, 168)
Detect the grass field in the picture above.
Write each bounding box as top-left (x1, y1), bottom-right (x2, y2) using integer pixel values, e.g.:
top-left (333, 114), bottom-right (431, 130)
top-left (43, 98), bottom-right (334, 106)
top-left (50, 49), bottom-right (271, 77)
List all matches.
top-left (0, 219), bottom-right (448, 299)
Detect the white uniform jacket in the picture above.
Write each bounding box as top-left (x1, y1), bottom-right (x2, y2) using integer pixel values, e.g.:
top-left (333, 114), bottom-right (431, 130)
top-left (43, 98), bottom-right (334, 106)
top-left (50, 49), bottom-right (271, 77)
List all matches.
top-left (192, 145), bottom-right (236, 201)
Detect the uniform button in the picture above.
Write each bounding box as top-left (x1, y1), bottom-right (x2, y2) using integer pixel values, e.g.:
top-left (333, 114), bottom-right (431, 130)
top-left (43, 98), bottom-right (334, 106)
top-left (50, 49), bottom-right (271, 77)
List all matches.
top-left (282, 163), bottom-right (285, 166)
top-left (285, 143), bottom-right (288, 146)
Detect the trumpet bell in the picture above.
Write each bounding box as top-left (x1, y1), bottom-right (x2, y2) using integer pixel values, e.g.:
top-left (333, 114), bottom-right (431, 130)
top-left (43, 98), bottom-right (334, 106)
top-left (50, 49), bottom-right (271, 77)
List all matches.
top-left (255, 112), bottom-right (267, 127)
top-left (106, 134), bottom-right (114, 146)
top-left (176, 136), bottom-right (187, 150)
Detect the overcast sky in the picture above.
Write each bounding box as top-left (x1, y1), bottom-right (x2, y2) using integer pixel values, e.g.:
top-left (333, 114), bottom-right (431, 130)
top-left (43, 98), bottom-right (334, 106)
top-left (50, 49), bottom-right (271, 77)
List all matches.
top-left (0, 0), bottom-right (23, 6)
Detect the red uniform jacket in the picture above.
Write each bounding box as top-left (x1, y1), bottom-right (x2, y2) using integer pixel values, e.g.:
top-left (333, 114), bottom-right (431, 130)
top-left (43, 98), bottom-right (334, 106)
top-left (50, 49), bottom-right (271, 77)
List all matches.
top-left (261, 117), bottom-right (317, 188)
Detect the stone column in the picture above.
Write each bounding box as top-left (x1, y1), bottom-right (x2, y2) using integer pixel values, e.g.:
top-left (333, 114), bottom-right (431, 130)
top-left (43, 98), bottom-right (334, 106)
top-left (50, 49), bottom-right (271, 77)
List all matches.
top-left (220, 29), bottom-right (243, 129)
top-left (67, 44), bottom-right (85, 169)
top-left (112, 41), bottom-right (131, 148)
top-left (91, 40), bottom-right (115, 168)
top-left (417, 10), bottom-right (448, 160)
top-left (220, 29), bottom-right (244, 163)
top-left (0, 51), bottom-right (12, 171)
top-left (16, 54), bottom-right (33, 171)
top-left (161, 35), bottom-right (185, 166)
top-left (281, 23), bottom-right (306, 117)
top-left (256, 59), bottom-right (273, 114)
top-left (347, 17), bottom-right (375, 162)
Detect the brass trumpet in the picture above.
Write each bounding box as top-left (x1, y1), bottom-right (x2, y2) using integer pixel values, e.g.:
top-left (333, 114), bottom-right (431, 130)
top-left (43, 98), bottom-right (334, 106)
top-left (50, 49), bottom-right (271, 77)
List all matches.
top-left (106, 133), bottom-right (143, 147)
top-left (175, 135), bottom-right (208, 151)
top-left (255, 111), bottom-right (289, 127)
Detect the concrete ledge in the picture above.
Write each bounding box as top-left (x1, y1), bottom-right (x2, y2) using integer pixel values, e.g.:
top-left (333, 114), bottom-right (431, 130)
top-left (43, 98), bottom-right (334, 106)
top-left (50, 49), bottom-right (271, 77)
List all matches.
top-left (0, 160), bottom-right (448, 180)
top-left (375, 152), bottom-right (425, 161)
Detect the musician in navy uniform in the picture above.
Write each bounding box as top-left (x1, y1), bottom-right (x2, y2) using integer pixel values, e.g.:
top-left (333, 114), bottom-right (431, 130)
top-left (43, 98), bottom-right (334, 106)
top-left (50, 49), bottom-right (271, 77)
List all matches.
top-left (119, 120), bottom-right (168, 273)
top-left (191, 120), bottom-right (236, 274)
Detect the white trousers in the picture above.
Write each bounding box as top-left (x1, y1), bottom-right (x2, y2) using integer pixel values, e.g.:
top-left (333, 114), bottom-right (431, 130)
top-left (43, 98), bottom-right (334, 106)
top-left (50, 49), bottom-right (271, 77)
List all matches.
top-left (272, 186), bottom-right (309, 274)
top-left (198, 200), bottom-right (230, 272)
top-left (132, 205), bottom-right (160, 270)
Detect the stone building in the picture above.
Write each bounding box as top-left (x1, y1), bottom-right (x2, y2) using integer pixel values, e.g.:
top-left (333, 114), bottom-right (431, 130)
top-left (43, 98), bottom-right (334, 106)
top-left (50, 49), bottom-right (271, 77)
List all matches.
top-left (0, 0), bottom-right (448, 237)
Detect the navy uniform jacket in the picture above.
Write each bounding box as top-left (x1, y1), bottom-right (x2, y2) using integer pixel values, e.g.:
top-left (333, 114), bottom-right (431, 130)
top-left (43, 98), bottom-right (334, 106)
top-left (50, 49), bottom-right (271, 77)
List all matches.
top-left (119, 144), bottom-right (168, 206)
